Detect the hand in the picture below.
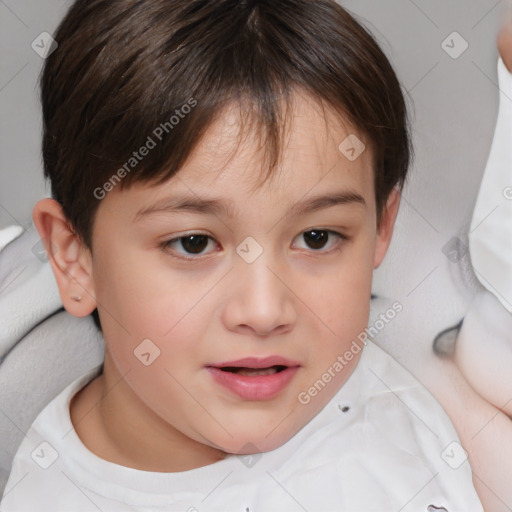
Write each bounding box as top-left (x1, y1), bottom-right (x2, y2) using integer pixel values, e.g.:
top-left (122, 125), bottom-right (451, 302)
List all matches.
top-left (498, 9), bottom-right (512, 71)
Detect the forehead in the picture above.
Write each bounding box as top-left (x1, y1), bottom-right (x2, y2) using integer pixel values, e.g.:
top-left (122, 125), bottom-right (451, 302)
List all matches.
top-left (171, 92), bottom-right (373, 196)
top-left (103, 92), bottom-right (375, 221)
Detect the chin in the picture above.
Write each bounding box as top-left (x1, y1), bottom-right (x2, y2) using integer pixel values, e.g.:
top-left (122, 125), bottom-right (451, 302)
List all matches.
top-left (204, 424), bottom-right (299, 456)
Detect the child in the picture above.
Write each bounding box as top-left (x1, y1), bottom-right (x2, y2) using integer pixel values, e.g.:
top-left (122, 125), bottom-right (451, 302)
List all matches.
top-left (0, 0), bottom-right (483, 510)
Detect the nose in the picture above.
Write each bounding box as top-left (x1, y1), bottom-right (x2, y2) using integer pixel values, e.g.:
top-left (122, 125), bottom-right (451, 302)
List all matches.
top-left (221, 254), bottom-right (297, 337)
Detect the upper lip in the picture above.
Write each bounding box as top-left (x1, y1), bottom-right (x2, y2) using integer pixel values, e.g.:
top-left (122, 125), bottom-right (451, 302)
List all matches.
top-left (207, 356), bottom-right (301, 369)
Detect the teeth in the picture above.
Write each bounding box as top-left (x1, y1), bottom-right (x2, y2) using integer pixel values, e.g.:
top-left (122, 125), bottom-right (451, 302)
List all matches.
top-left (235, 367), bottom-right (279, 376)
top-left (219, 366), bottom-right (287, 376)
top-left (236, 366), bottom-right (277, 377)
top-left (218, 365), bottom-right (288, 376)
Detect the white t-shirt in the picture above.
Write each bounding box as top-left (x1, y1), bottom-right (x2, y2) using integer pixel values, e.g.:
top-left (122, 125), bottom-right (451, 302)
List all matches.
top-left (469, 57), bottom-right (512, 313)
top-left (0, 340), bottom-right (483, 512)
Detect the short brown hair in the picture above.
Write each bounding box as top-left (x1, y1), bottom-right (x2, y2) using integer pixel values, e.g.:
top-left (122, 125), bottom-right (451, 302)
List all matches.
top-left (41, 0), bottom-right (411, 249)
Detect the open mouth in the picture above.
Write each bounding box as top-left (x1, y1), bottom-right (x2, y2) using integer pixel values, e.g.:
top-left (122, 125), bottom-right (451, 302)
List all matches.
top-left (207, 359), bottom-right (300, 400)
top-left (218, 365), bottom-right (288, 376)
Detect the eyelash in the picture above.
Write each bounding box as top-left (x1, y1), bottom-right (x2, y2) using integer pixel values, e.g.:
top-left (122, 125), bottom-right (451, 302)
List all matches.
top-left (160, 229), bottom-right (347, 261)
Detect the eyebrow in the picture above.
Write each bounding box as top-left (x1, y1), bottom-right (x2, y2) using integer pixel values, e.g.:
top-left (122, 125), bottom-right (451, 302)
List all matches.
top-left (134, 190), bottom-right (366, 222)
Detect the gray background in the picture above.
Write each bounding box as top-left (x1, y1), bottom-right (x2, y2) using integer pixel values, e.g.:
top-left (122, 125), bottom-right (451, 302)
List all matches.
top-left (0, 0), bottom-right (70, 230)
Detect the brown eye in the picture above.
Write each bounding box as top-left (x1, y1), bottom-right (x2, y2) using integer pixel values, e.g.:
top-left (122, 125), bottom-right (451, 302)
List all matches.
top-left (180, 235), bottom-right (209, 254)
top-left (293, 229), bottom-right (345, 252)
top-left (163, 234), bottom-right (217, 258)
top-left (303, 230), bottom-right (329, 249)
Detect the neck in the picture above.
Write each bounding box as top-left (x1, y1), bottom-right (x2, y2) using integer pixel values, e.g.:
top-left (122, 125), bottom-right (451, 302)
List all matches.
top-left (70, 350), bottom-right (226, 472)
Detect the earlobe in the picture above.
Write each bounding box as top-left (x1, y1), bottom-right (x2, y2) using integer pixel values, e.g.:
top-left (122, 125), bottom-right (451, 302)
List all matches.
top-left (373, 187), bottom-right (401, 269)
top-left (32, 198), bottom-right (97, 317)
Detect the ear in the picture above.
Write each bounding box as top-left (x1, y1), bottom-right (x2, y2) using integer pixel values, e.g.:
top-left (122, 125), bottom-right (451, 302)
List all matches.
top-left (32, 198), bottom-right (97, 317)
top-left (373, 187), bottom-right (401, 269)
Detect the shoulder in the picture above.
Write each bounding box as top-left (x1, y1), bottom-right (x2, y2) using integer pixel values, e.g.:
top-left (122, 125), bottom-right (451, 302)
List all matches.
top-left (0, 367), bottom-right (101, 510)
top-left (338, 340), bottom-right (484, 511)
top-left (355, 340), bottom-right (465, 457)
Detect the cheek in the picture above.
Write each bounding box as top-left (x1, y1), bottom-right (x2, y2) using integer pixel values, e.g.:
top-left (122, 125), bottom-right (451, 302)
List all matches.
top-left (92, 249), bottom-right (213, 366)
top-left (93, 247), bottom-right (187, 330)
top-left (305, 237), bottom-right (374, 334)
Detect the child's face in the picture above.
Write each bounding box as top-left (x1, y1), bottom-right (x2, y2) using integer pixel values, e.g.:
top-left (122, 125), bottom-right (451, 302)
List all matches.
top-left (63, 93), bottom-right (397, 461)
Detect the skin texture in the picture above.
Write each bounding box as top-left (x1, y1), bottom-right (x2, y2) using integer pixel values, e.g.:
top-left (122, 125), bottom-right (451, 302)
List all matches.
top-left (498, 12), bottom-right (512, 72)
top-left (426, 358), bottom-right (512, 512)
top-left (33, 92), bottom-right (400, 473)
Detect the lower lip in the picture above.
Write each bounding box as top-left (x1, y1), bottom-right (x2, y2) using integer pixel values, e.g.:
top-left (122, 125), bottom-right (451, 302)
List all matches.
top-left (207, 366), bottom-right (299, 401)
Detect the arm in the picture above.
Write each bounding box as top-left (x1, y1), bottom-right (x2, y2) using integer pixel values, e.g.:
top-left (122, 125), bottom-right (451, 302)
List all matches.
top-left (428, 357), bottom-right (512, 512)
